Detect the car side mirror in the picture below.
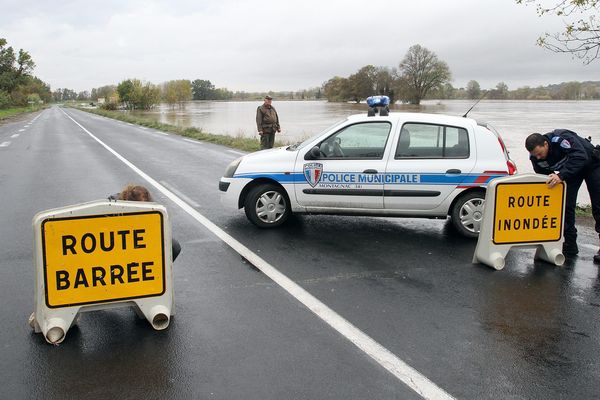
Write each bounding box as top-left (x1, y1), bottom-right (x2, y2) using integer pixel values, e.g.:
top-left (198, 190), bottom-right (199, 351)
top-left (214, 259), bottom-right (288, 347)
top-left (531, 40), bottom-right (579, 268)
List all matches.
top-left (308, 145), bottom-right (321, 159)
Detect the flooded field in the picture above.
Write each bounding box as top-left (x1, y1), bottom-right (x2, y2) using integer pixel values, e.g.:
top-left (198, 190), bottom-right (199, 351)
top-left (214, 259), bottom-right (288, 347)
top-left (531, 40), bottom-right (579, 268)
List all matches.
top-left (130, 100), bottom-right (600, 203)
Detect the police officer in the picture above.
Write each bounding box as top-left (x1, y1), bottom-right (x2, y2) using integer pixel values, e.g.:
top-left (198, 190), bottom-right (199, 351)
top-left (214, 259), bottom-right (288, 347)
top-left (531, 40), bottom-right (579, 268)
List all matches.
top-left (256, 95), bottom-right (280, 150)
top-left (525, 130), bottom-right (600, 261)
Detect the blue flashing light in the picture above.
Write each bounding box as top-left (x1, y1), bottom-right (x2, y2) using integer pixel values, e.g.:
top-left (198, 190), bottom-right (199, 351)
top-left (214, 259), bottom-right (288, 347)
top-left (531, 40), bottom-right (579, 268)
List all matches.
top-left (366, 95), bottom-right (390, 108)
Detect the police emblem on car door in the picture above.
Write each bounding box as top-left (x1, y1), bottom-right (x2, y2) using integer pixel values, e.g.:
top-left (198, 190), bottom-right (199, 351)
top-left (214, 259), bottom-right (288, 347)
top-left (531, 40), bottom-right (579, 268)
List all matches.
top-left (304, 163), bottom-right (323, 187)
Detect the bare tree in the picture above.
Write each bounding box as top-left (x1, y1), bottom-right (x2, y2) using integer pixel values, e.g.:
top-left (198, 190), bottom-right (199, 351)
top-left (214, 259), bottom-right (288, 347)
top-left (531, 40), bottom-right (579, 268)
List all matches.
top-left (517, 0), bottom-right (600, 64)
top-left (466, 80), bottom-right (481, 99)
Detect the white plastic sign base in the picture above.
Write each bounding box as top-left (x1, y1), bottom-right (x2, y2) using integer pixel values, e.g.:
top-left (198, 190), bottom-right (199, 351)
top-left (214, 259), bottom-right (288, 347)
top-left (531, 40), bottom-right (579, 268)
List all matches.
top-left (473, 174), bottom-right (566, 270)
top-left (29, 200), bottom-right (174, 344)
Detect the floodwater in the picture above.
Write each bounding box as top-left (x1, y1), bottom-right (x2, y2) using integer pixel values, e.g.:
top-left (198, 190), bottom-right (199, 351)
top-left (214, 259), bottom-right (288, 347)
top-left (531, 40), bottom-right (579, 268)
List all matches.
top-left (130, 100), bottom-right (600, 203)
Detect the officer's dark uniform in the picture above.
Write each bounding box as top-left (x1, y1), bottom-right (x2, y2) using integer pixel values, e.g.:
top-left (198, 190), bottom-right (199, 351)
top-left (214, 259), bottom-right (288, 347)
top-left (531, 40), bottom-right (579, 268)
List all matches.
top-left (529, 129), bottom-right (600, 255)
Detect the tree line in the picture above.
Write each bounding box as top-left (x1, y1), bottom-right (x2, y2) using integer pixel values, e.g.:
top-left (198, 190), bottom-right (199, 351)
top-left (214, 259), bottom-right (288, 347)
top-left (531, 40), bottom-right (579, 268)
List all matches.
top-left (321, 43), bottom-right (600, 104)
top-left (322, 44), bottom-right (451, 105)
top-left (64, 79), bottom-right (327, 110)
top-left (0, 38), bottom-right (51, 109)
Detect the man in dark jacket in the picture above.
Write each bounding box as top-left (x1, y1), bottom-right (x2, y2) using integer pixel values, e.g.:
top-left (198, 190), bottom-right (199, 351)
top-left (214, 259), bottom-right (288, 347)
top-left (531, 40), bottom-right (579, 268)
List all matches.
top-left (526, 130), bottom-right (600, 261)
top-left (256, 95), bottom-right (280, 150)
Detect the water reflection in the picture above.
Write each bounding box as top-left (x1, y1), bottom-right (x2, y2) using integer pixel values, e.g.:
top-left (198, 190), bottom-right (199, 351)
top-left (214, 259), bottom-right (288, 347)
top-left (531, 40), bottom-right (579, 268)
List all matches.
top-left (479, 257), bottom-right (600, 395)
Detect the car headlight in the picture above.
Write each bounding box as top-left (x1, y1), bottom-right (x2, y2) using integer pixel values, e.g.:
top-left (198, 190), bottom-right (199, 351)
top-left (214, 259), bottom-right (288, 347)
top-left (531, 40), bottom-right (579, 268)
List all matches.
top-left (223, 157), bottom-right (242, 178)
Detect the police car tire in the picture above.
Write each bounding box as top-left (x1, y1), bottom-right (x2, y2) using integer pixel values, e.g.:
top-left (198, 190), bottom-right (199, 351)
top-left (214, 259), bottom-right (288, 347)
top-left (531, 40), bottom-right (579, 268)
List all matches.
top-left (244, 184), bottom-right (291, 228)
top-left (450, 191), bottom-right (485, 238)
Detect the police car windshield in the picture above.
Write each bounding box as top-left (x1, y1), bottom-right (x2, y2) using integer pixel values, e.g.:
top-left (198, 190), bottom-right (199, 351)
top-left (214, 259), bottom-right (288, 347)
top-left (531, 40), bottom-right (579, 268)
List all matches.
top-left (287, 119), bottom-right (347, 151)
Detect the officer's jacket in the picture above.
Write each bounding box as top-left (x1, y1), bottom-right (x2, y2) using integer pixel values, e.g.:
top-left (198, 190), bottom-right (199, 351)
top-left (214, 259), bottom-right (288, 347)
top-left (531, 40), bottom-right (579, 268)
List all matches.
top-left (256, 104), bottom-right (279, 131)
top-left (530, 129), bottom-right (595, 182)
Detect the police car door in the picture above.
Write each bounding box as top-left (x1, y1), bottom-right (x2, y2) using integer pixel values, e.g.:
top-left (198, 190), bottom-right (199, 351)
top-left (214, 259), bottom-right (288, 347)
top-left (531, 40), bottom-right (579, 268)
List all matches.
top-left (294, 121), bottom-right (392, 209)
top-left (384, 122), bottom-right (476, 210)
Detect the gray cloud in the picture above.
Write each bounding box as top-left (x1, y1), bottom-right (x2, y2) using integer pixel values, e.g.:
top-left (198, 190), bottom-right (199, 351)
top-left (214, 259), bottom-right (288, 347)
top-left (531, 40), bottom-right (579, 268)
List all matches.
top-left (0, 0), bottom-right (596, 92)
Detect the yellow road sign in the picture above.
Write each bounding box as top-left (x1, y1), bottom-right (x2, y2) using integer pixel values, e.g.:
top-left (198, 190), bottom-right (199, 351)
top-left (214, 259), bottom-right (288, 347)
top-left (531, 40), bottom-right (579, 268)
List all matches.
top-left (493, 182), bottom-right (564, 245)
top-left (42, 211), bottom-right (165, 308)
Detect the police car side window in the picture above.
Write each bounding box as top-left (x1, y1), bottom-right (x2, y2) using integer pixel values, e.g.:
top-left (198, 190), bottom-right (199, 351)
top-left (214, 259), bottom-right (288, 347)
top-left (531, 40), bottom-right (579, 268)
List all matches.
top-left (319, 122), bottom-right (391, 159)
top-left (396, 123), bottom-right (469, 159)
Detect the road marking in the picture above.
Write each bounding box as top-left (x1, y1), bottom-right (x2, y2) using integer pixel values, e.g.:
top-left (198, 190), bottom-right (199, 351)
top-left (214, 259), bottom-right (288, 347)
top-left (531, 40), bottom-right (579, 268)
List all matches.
top-left (159, 180), bottom-right (201, 208)
top-left (140, 126), bottom-right (148, 130)
top-left (227, 149), bottom-right (245, 156)
top-left (11, 134), bottom-right (19, 138)
top-left (60, 107), bottom-right (455, 400)
top-left (19, 129), bottom-right (26, 132)
top-left (156, 131), bottom-right (169, 136)
top-left (0, 141), bottom-right (10, 147)
top-left (581, 243), bottom-right (597, 251)
top-left (184, 138), bottom-right (202, 144)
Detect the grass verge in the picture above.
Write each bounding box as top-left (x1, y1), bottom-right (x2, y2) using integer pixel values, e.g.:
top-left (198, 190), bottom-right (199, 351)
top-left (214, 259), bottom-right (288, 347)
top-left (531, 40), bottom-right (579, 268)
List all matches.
top-left (0, 105), bottom-right (49, 120)
top-left (69, 106), bottom-right (286, 152)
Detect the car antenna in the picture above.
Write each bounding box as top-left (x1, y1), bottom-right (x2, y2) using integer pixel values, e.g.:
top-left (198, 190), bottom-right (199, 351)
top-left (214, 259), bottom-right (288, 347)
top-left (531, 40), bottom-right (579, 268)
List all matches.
top-left (462, 91), bottom-right (487, 118)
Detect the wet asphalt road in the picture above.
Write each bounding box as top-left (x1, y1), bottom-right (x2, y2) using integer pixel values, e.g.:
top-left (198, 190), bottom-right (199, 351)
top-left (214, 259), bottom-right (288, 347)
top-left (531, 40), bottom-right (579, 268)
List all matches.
top-left (0, 107), bottom-right (598, 399)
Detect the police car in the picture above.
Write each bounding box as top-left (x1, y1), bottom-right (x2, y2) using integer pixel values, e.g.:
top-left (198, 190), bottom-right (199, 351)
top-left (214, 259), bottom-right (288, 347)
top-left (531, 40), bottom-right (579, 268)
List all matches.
top-left (219, 97), bottom-right (517, 237)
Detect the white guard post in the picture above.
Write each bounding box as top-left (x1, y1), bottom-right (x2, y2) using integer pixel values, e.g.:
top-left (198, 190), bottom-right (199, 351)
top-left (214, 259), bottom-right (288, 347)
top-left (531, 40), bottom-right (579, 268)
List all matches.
top-left (473, 173), bottom-right (566, 270)
top-left (30, 200), bottom-right (174, 344)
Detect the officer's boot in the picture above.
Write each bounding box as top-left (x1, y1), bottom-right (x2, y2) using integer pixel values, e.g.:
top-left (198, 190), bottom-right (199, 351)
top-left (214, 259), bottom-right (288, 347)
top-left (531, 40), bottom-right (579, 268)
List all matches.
top-left (562, 240), bottom-right (579, 257)
top-left (594, 234), bottom-right (600, 264)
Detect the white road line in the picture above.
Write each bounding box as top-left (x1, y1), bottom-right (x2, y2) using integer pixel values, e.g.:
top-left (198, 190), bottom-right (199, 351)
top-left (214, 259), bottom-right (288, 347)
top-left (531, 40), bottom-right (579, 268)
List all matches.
top-left (159, 180), bottom-right (201, 208)
top-left (0, 141), bottom-right (10, 147)
top-left (18, 129), bottom-right (25, 132)
top-left (156, 131), bottom-right (169, 136)
top-left (184, 138), bottom-right (202, 144)
top-left (11, 134), bottom-right (19, 138)
top-left (60, 107), bottom-right (455, 400)
top-left (227, 149), bottom-right (246, 156)
top-left (140, 126), bottom-right (148, 130)
top-left (581, 243), bottom-right (597, 251)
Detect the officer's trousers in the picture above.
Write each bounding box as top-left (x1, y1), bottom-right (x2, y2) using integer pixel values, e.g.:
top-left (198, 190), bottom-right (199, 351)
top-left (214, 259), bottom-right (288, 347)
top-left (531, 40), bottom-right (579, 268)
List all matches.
top-left (564, 162), bottom-right (600, 244)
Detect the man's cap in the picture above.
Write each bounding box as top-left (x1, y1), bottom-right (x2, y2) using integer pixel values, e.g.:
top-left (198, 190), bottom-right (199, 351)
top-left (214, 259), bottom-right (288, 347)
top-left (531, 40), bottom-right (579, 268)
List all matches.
top-left (264, 95), bottom-right (273, 100)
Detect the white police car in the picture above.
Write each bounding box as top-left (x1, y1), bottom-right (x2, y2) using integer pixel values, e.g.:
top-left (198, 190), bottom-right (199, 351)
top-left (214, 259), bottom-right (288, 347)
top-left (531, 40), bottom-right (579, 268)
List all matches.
top-left (219, 97), bottom-right (516, 237)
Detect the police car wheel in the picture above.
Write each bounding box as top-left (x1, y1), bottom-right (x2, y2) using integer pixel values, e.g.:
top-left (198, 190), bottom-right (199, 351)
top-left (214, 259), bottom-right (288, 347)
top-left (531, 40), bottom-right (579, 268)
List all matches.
top-left (244, 184), bottom-right (290, 228)
top-left (451, 191), bottom-right (485, 238)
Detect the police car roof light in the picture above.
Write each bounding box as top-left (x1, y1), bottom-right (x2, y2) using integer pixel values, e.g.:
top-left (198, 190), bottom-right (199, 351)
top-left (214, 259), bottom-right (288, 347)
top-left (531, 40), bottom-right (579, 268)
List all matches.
top-left (366, 95), bottom-right (390, 108)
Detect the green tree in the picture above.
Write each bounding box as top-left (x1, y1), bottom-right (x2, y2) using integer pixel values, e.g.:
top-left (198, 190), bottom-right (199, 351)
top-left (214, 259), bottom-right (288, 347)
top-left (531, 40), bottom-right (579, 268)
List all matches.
top-left (17, 49), bottom-right (35, 77)
top-left (77, 91), bottom-right (90, 101)
top-left (174, 79), bottom-right (192, 105)
top-left (397, 44), bottom-right (452, 104)
top-left (466, 80), bottom-right (481, 99)
top-left (517, 0), bottom-right (600, 63)
top-left (162, 81), bottom-right (178, 107)
top-left (117, 79), bottom-right (135, 109)
top-left (117, 79), bottom-right (159, 109)
top-left (95, 85), bottom-right (117, 101)
top-left (513, 86), bottom-right (533, 99)
top-left (348, 65), bottom-right (377, 102)
top-left (0, 90), bottom-right (11, 108)
top-left (0, 38), bottom-right (47, 106)
top-left (560, 81), bottom-right (582, 99)
top-left (322, 76), bottom-right (351, 102)
top-left (489, 82), bottom-right (509, 99)
top-left (192, 79), bottom-right (215, 100)
top-left (27, 93), bottom-right (41, 105)
top-left (374, 67), bottom-right (397, 103)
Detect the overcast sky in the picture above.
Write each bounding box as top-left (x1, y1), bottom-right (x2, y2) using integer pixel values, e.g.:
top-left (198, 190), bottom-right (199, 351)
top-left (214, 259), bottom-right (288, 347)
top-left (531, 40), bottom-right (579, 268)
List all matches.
top-left (1, 0), bottom-right (598, 93)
